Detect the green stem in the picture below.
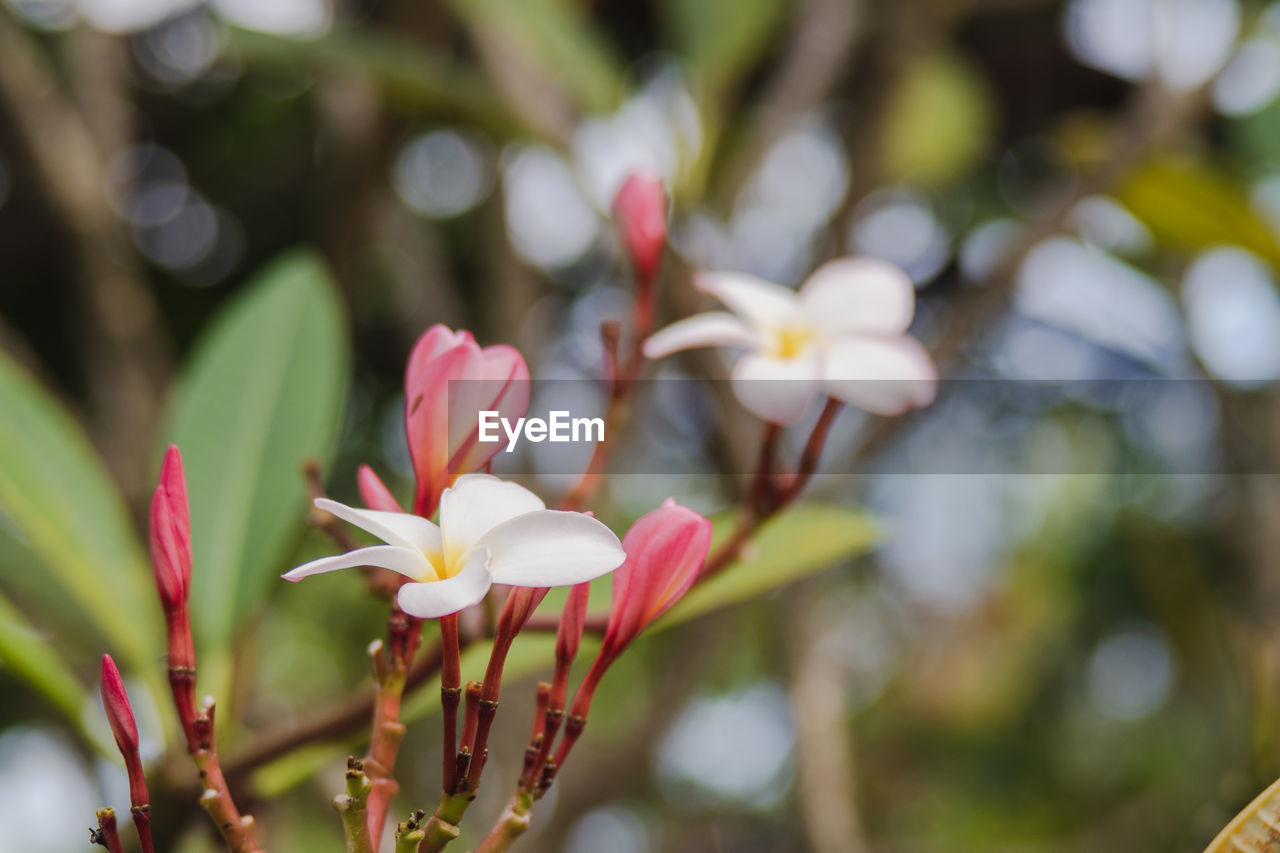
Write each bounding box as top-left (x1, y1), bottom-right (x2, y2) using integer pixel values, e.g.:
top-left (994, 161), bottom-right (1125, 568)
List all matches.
top-left (335, 759), bottom-right (374, 853)
top-left (418, 791), bottom-right (472, 853)
top-left (474, 792), bottom-right (535, 853)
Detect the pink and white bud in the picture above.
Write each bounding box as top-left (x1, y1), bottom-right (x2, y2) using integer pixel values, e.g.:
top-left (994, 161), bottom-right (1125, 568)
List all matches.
top-left (404, 325), bottom-right (530, 517)
top-left (358, 464), bottom-right (404, 513)
top-left (601, 499), bottom-right (711, 660)
top-left (149, 445), bottom-right (191, 610)
top-left (613, 173), bottom-right (668, 285)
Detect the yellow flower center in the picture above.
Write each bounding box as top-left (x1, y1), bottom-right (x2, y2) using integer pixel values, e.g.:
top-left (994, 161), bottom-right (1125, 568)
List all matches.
top-left (770, 324), bottom-right (817, 360)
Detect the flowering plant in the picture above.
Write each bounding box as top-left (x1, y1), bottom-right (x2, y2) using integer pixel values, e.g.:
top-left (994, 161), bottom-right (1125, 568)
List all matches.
top-left (15, 173), bottom-right (929, 853)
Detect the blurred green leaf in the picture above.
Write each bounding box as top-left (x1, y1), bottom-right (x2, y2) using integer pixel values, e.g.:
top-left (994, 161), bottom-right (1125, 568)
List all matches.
top-left (660, 504), bottom-right (880, 628)
top-left (226, 27), bottom-right (521, 140)
top-left (0, 353), bottom-right (160, 681)
top-left (661, 0), bottom-right (790, 96)
top-left (166, 250), bottom-right (348, 686)
top-left (443, 0), bottom-right (625, 113)
top-left (0, 590), bottom-right (87, 729)
top-left (1118, 156), bottom-right (1280, 267)
top-left (881, 50), bottom-right (994, 187)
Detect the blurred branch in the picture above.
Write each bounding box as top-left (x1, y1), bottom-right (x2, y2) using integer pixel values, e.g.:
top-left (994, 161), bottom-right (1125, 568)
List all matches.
top-left (222, 628), bottom-right (473, 783)
top-left (712, 0), bottom-right (865, 210)
top-left (787, 586), bottom-right (869, 853)
top-left (0, 15), bottom-right (169, 501)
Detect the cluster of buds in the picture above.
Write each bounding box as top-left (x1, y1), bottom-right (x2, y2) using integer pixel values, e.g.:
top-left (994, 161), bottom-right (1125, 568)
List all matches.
top-left (95, 445), bottom-right (262, 853)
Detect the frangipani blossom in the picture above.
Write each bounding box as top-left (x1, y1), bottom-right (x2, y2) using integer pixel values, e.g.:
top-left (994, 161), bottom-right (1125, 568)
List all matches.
top-left (406, 325), bottom-right (530, 516)
top-left (643, 257), bottom-right (937, 424)
top-left (283, 474), bottom-right (625, 619)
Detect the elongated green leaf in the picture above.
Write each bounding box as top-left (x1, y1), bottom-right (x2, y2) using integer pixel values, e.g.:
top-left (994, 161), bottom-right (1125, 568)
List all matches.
top-left (1118, 156), bottom-right (1280, 267)
top-left (444, 0), bottom-right (625, 114)
top-left (226, 27), bottom-right (520, 140)
top-left (661, 0), bottom-right (790, 97)
top-left (659, 504), bottom-right (880, 628)
top-left (0, 353), bottom-right (159, 679)
top-left (166, 250), bottom-right (348, 673)
top-left (0, 590), bottom-right (87, 728)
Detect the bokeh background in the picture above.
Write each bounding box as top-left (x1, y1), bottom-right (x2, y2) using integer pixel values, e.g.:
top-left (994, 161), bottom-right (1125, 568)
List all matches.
top-left (3, 0), bottom-right (1280, 851)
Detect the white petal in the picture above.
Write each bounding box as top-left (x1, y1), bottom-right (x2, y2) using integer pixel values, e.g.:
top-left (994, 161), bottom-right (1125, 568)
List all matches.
top-left (478, 510), bottom-right (625, 587)
top-left (696, 271), bottom-right (800, 329)
top-left (799, 257), bottom-right (916, 337)
top-left (282, 545), bottom-right (431, 582)
top-left (438, 473), bottom-right (545, 566)
top-left (821, 335), bottom-right (937, 415)
top-left (643, 312), bottom-right (762, 359)
top-left (730, 351), bottom-right (822, 425)
top-left (395, 547), bottom-right (493, 618)
top-left (313, 498), bottom-right (442, 555)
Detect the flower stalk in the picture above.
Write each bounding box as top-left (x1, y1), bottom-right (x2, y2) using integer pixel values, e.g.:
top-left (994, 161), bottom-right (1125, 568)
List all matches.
top-left (394, 809), bottom-right (427, 853)
top-left (99, 655), bottom-right (154, 853)
top-left (90, 808), bottom-right (125, 853)
top-left (361, 608), bottom-right (423, 847)
top-left (149, 446), bottom-right (264, 853)
top-left (335, 757), bottom-right (374, 853)
top-left (474, 790), bottom-right (535, 853)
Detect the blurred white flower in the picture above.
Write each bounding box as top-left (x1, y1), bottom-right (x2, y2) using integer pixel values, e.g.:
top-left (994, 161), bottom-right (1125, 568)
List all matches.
top-left (644, 257), bottom-right (936, 423)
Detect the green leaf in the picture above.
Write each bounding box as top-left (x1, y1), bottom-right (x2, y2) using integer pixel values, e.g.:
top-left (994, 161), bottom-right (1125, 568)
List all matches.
top-left (661, 0), bottom-right (790, 97)
top-left (1117, 156), bottom-right (1280, 267)
top-left (660, 504), bottom-right (880, 628)
top-left (226, 27), bottom-right (521, 140)
top-left (881, 50), bottom-right (994, 187)
top-left (0, 590), bottom-right (87, 729)
top-left (443, 0), bottom-right (625, 114)
top-left (0, 353), bottom-right (160, 680)
top-left (166, 250), bottom-right (348, 678)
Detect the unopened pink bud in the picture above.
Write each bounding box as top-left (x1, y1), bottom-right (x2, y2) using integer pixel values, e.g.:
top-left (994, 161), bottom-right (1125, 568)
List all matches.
top-left (404, 325), bottom-right (530, 517)
top-left (100, 655), bottom-right (138, 757)
top-left (602, 499), bottom-right (711, 660)
top-left (358, 465), bottom-right (404, 512)
top-left (556, 582), bottom-right (591, 665)
top-left (613, 173), bottom-right (667, 284)
top-left (149, 446), bottom-right (191, 610)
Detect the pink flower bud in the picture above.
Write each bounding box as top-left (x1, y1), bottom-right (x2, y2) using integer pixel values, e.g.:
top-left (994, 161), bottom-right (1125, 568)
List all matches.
top-left (149, 446), bottom-right (191, 611)
top-left (602, 499), bottom-right (711, 660)
top-left (404, 325), bottom-right (530, 517)
top-left (100, 654), bottom-right (138, 757)
top-left (613, 173), bottom-right (668, 285)
top-left (556, 582), bottom-right (590, 665)
top-left (358, 464), bottom-right (404, 513)
top-left (100, 655), bottom-right (155, 853)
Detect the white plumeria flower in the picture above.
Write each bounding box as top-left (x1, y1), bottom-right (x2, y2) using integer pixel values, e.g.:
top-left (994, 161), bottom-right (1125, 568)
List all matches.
top-left (643, 257), bottom-right (938, 424)
top-left (283, 474), bottom-right (625, 619)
